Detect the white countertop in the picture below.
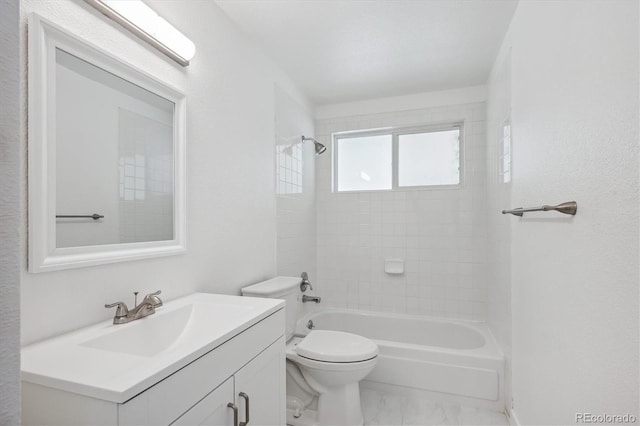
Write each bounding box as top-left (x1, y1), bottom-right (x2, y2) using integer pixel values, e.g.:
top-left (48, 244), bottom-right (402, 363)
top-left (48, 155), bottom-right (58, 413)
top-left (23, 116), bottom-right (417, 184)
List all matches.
top-left (21, 293), bottom-right (284, 403)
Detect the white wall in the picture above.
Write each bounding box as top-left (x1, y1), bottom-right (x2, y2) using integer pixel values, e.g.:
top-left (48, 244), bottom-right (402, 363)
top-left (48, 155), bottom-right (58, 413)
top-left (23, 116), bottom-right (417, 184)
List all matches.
top-left (314, 89), bottom-right (489, 320)
top-left (20, 0), bottom-right (313, 345)
top-left (275, 86), bottom-right (316, 281)
top-left (0, 0), bottom-right (21, 422)
top-left (502, 1), bottom-right (639, 423)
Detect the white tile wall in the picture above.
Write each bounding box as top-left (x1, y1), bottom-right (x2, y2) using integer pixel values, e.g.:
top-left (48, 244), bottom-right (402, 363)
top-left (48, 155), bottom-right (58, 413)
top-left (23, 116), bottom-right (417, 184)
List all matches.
top-left (315, 102), bottom-right (487, 321)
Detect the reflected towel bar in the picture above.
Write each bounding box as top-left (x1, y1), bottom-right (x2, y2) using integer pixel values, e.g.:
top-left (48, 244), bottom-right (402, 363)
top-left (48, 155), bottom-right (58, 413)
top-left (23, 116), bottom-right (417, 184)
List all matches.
top-left (502, 201), bottom-right (577, 217)
top-left (56, 214), bottom-right (104, 220)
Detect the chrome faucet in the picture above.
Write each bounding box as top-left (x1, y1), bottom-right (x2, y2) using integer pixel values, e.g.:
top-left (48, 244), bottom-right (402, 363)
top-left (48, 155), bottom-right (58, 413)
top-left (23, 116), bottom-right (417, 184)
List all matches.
top-left (300, 272), bottom-right (320, 303)
top-left (105, 290), bottom-right (163, 324)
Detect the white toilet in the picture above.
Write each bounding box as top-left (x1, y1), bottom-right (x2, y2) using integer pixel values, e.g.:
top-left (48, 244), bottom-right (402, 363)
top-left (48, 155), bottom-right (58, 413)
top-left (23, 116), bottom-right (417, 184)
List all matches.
top-left (242, 277), bottom-right (378, 426)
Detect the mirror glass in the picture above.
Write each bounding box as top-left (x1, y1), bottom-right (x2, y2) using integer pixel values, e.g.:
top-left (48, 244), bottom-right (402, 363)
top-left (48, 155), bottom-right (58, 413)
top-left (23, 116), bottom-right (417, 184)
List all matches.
top-left (55, 49), bottom-right (174, 248)
top-left (28, 14), bottom-right (186, 273)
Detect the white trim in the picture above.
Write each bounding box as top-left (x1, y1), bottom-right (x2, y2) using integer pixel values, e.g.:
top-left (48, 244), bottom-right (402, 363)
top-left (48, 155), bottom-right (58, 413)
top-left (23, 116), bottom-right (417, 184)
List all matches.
top-left (315, 85), bottom-right (486, 120)
top-left (28, 13), bottom-right (187, 273)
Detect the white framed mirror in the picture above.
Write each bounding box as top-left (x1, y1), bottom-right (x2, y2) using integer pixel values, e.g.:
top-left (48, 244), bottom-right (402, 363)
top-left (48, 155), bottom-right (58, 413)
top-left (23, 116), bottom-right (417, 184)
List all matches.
top-left (28, 14), bottom-right (186, 273)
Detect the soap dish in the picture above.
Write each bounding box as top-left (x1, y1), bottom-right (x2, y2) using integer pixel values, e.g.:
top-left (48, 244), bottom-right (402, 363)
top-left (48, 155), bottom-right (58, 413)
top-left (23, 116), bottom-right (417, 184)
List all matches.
top-left (384, 259), bottom-right (404, 274)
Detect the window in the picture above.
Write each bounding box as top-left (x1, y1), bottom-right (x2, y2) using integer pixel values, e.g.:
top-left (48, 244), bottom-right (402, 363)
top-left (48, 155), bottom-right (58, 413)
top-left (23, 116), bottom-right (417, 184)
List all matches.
top-left (333, 125), bottom-right (462, 192)
top-left (335, 134), bottom-right (392, 191)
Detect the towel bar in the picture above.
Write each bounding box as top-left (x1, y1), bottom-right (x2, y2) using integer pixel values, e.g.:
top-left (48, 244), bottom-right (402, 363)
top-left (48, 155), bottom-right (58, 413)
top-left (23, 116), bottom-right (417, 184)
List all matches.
top-left (56, 214), bottom-right (104, 220)
top-left (502, 201), bottom-right (577, 217)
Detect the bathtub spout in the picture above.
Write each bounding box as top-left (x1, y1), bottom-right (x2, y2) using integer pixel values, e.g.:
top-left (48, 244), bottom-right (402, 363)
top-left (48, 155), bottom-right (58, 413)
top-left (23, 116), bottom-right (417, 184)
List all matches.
top-left (302, 295), bottom-right (321, 303)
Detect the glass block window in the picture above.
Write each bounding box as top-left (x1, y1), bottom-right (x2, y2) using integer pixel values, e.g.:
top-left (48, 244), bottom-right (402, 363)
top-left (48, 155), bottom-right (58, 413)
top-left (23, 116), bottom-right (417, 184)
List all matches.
top-left (276, 142), bottom-right (303, 195)
top-left (501, 121), bottom-right (512, 183)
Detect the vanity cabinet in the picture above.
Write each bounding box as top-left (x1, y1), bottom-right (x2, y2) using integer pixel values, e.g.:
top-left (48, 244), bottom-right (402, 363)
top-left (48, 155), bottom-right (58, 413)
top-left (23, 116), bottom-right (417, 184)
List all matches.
top-left (173, 341), bottom-right (284, 426)
top-left (232, 336), bottom-right (285, 426)
top-left (172, 378), bottom-right (234, 426)
top-left (22, 304), bottom-right (285, 426)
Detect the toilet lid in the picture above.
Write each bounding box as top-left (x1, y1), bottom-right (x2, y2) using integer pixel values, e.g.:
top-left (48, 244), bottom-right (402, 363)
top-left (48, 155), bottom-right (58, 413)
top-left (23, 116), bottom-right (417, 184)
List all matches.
top-left (295, 330), bottom-right (378, 363)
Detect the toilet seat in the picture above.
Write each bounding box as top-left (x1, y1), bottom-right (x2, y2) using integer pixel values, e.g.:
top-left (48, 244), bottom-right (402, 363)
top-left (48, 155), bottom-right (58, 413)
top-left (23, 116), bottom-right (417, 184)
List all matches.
top-left (294, 330), bottom-right (378, 363)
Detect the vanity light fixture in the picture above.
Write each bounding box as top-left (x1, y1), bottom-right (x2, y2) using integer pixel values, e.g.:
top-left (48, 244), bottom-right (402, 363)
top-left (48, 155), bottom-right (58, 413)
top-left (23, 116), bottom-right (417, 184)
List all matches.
top-left (85, 0), bottom-right (196, 66)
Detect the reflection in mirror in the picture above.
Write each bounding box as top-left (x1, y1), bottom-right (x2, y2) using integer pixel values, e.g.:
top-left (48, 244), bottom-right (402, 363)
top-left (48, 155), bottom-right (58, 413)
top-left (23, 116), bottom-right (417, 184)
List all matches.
top-left (28, 14), bottom-right (186, 272)
top-left (55, 49), bottom-right (174, 248)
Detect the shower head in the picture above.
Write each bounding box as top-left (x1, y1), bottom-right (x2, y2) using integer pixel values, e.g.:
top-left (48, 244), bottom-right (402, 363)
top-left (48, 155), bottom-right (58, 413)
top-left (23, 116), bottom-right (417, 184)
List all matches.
top-left (301, 136), bottom-right (327, 156)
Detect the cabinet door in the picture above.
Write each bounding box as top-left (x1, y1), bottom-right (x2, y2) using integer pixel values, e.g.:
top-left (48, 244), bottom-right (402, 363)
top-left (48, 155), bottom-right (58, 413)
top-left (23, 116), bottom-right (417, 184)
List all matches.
top-left (234, 337), bottom-right (285, 426)
top-left (172, 378), bottom-right (235, 426)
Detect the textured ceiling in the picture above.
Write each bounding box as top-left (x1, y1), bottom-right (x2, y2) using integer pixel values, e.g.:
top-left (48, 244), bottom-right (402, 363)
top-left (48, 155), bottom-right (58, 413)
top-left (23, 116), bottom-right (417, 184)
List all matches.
top-left (215, 0), bottom-right (518, 105)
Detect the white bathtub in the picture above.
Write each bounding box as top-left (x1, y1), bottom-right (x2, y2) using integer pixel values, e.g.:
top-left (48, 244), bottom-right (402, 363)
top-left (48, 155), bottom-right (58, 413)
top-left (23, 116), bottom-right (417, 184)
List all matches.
top-left (294, 309), bottom-right (504, 408)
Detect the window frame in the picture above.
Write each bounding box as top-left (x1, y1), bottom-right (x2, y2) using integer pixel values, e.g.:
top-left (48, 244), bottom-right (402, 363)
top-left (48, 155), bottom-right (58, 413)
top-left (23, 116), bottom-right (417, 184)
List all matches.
top-left (332, 123), bottom-right (464, 193)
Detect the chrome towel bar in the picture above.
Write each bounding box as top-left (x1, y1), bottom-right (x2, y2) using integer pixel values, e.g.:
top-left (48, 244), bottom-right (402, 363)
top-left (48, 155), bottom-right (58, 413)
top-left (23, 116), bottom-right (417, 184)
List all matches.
top-left (56, 214), bottom-right (104, 220)
top-left (502, 201), bottom-right (577, 217)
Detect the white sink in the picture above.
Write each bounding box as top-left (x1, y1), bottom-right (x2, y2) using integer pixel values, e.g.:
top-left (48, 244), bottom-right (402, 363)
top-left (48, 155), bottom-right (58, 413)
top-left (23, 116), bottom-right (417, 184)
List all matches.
top-left (80, 302), bottom-right (254, 357)
top-left (21, 293), bottom-right (283, 403)
top-left (80, 305), bottom-right (194, 357)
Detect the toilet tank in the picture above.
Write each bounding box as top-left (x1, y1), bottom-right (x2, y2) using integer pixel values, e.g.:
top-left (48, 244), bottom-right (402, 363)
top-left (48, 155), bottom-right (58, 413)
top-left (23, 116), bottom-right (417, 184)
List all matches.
top-left (241, 276), bottom-right (300, 340)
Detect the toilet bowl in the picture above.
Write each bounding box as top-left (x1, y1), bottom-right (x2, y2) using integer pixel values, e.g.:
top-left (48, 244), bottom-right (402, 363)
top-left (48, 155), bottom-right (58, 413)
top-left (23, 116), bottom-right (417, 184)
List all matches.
top-left (241, 276), bottom-right (378, 426)
top-left (287, 331), bottom-right (378, 425)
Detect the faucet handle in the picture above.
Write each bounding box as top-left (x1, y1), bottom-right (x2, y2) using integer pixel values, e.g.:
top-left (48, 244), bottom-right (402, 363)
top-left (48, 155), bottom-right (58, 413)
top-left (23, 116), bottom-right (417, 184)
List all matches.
top-left (105, 302), bottom-right (129, 317)
top-left (142, 290), bottom-right (163, 307)
top-left (300, 272), bottom-right (313, 292)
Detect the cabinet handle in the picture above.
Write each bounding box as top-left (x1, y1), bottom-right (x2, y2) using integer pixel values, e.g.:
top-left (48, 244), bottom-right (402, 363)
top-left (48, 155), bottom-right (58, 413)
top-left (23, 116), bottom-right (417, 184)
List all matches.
top-left (227, 402), bottom-right (239, 426)
top-left (239, 392), bottom-right (250, 426)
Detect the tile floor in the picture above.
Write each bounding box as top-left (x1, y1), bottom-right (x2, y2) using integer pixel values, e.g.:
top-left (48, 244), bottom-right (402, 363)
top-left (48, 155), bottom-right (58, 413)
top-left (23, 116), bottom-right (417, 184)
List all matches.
top-left (361, 387), bottom-right (509, 426)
